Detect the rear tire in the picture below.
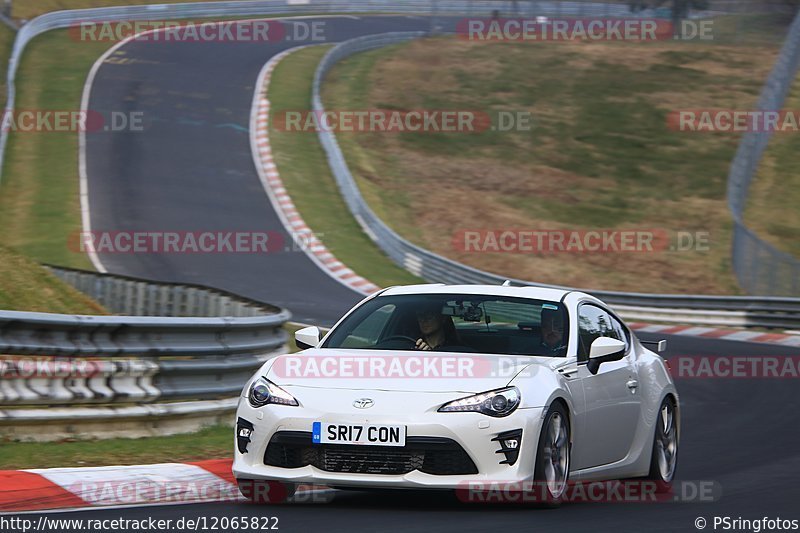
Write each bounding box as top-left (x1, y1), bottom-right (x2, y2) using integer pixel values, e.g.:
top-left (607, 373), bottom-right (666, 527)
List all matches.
top-left (532, 402), bottom-right (571, 507)
top-left (646, 396), bottom-right (678, 493)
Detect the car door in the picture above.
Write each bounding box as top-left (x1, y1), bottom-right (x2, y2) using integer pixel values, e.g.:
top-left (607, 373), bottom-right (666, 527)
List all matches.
top-left (572, 303), bottom-right (642, 470)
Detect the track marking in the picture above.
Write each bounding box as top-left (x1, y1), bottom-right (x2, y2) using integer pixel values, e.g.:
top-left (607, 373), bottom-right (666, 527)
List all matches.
top-left (629, 323), bottom-right (800, 347)
top-left (3, 459), bottom-right (333, 513)
top-left (79, 15), bottom-right (362, 275)
top-left (248, 47), bottom-right (381, 296)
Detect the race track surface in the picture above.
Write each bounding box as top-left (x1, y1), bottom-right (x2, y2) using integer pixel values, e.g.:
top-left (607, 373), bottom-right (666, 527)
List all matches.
top-left (86, 16), bottom-right (445, 325)
top-left (79, 15), bottom-right (800, 531)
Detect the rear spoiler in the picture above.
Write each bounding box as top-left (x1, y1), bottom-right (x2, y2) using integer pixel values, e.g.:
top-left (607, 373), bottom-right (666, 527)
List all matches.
top-left (640, 339), bottom-right (667, 353)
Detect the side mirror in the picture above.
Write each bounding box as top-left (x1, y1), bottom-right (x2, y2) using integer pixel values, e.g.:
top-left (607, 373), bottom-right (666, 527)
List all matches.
top-left (295, 326), bottom-right (320, 350)
top-left (587, 337), bottom-right (626, 374)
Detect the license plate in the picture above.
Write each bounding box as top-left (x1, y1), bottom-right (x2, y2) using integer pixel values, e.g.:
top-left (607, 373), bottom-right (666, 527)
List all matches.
top-left (312, 422), bottom-right (406, 446)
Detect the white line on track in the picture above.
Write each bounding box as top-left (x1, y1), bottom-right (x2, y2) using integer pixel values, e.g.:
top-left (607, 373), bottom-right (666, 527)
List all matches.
top-left (78, 15), bottom-right (358, 274)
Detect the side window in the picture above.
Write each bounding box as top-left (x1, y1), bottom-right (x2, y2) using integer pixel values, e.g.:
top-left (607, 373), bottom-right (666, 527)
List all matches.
top-left (607, 313), bottom-right (630, 352)
top-left (577, 305), bottom-right (605, 360)
top-left (340, 304), bottom-right (395, 348)
top-left (577, 304), bottom-right (623, 360)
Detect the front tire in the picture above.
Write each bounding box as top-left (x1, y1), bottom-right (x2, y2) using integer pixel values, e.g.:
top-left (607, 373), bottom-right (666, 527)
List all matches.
top-left (646, 396), bottom-right (678, 492)
top-left (533, 402), bottom-right (571, 506)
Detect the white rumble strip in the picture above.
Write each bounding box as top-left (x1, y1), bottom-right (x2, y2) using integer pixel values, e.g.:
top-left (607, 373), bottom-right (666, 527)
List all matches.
top-left (249, 47), bottom-right (381, 296)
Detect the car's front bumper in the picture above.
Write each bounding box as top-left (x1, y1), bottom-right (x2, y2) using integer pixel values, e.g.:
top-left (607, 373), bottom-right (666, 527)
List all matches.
top-left (232, 393), bottom-right (546, 490)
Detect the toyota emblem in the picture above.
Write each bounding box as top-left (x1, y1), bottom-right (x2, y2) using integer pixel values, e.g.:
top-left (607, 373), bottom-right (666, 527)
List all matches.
top-left (353, 398), bottom-right (374, 409)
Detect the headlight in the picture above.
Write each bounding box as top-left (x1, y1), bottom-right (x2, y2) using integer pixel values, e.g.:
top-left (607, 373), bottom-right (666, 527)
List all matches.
top-left (438, 386), bottom-right (520, 417)
top-left (248, 377), bottom-right (299, 407)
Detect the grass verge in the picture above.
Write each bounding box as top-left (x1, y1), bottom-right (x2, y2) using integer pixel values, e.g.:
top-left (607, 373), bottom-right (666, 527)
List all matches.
top-left (0, 29), bottom-right (111, 269)
top-left (0, 245), bottom-right (106, 313)
top-left (0, 424), bottom-right (233, 470)
top-left (0, 24), bottom-right (11, 93)
top-left (744, 73), bottom-right (800, 259)
top-left (268, 45), bottom-right (422, 288)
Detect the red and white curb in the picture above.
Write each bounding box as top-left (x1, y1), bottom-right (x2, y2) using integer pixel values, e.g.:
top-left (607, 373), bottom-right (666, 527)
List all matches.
top-left (0, 460), bottom-right (327, 513)
top-left (250, 47), bottom-right (381, 296)
top-left (629, 323), bottom-right (800, 347)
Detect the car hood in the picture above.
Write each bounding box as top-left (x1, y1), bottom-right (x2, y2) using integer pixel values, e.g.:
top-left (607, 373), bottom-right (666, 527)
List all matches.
top-left (265, 348), bottom-right (555, 393)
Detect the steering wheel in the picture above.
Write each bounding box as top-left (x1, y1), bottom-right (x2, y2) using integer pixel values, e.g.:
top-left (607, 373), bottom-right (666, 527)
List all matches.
top-left (379, 335), bottom-right (418, 347)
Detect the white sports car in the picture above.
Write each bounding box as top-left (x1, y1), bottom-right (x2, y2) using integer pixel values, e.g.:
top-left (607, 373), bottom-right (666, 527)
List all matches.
top-left (233, 284), bottom-right (679, 504)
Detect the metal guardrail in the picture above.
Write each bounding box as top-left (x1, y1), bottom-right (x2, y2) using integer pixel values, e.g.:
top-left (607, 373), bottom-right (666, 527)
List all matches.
top-left (0, 309), bottom-right (287, 358)
top-left (727, 9), bottom-right (800, 296)
top-left (313, 31), bottom-right (800, 329)
top-left (1, 268), bottom-right (289, 441)
top-left (48, 265), bottom-right (278, 317)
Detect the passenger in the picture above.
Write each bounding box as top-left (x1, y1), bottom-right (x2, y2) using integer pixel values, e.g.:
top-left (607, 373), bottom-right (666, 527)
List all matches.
top-left (414, 303), bottom-right (460, 351)
top-left (540, 307), bottom-right (567, 355)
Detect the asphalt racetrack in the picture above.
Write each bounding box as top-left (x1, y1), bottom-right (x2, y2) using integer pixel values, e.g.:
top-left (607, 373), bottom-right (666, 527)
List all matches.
top-left (85, 15), bottom-right (450, 325)
top-left (77, 15), bottom-right (800, 532)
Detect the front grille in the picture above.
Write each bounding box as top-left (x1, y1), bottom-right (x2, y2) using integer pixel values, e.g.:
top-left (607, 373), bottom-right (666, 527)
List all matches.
top-left (264, 431), bottom-right (478, 475)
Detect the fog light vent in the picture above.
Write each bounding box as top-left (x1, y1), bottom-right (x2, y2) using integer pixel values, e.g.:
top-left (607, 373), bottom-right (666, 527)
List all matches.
top-left (492, 429), bottom-right (523, 466)
top-left (237, 418), bottom-right (255, 454)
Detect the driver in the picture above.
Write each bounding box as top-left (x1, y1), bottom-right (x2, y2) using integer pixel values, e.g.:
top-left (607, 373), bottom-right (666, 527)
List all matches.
top-left (414, 303), bottom-right (460, 351)
top-left (540, 307), bottom-right (566, 355)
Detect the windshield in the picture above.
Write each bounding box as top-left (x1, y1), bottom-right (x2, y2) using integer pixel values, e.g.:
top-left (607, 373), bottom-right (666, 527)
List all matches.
top-left (322, 294), bottom-right (569, 357)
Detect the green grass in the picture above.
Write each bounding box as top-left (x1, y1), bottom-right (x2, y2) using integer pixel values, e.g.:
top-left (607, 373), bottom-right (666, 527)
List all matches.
top-left (744, 72), bottom-right (800, 259)
top-left (0, 245), bottom-right (106, 313)
top-left (268, 46), bottom-right (422, 288)
top-left (319, 34), bottom-right (784, 294)
top-left (708, 13), bottom-right (797, 46)
top-left (0, 29), bottom-right (111, 269)
top-left (0, 424), bottom-right (233, 470)
top-left (0, 24), bottom-right (12, 93)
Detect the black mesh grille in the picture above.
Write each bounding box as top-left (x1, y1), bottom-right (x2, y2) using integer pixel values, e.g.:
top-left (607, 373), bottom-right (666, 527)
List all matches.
top-left (264, 431), bottom-right (478, 475)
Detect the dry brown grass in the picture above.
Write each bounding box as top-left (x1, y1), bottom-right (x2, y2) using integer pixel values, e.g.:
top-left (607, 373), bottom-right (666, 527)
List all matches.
top-left (324, 36), bottom-right (781, 294)
top-left (744, 80), bottom-right (800, 259)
